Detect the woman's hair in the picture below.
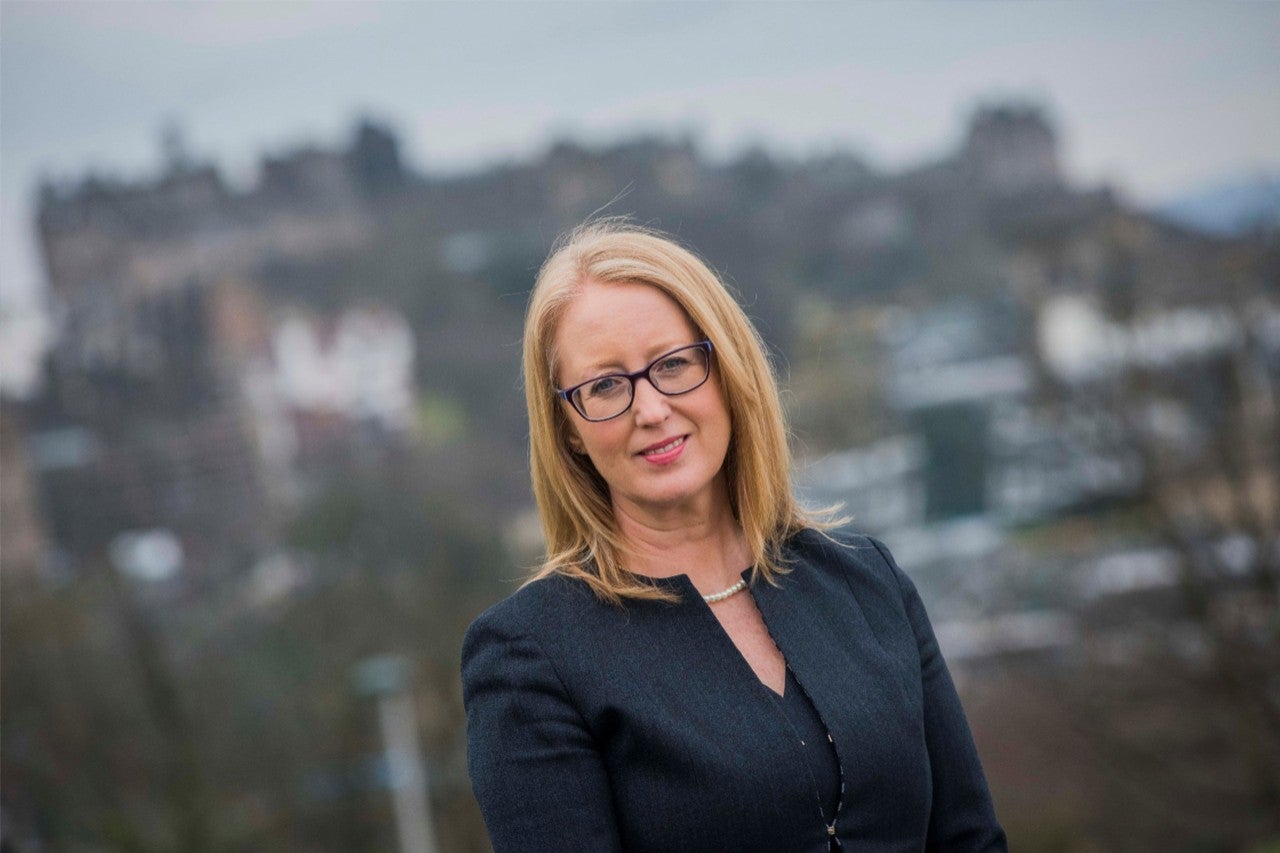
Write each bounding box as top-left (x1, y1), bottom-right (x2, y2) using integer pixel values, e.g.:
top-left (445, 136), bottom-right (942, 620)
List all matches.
top-left (523, 219), bottom-right (832, 604)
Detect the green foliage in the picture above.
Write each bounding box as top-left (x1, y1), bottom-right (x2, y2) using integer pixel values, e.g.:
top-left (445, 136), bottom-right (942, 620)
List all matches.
top-left (786, 297), bottom-right (885, 450)
top-left (3, 452), bottom-right (512, 849)
top-left (414, 394), bottom-right (468, 450)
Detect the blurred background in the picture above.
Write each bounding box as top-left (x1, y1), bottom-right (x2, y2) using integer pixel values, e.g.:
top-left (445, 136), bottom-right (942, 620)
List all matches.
top-left (2, 2), bottom-right (1279, 851)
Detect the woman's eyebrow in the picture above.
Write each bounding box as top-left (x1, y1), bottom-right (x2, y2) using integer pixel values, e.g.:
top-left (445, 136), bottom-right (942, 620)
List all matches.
top-left (591, 343), bottom-right (691, 373)
top-left (574, 340), bottom-right (692, 383)
top-left (572, 360), bottom-right (627, 384)
top-left (584, 358), bottom-right (628, 375)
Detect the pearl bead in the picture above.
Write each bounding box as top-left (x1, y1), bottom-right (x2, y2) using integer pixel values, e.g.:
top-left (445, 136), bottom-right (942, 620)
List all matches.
top-left (701, 578), bottom-right (747, 603)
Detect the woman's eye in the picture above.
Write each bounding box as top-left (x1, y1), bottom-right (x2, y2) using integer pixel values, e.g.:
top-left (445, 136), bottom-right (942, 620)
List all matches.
top-left (587, 377), bottom-right (623, 397)
top-left (655, 356), bottom-right (689, 374)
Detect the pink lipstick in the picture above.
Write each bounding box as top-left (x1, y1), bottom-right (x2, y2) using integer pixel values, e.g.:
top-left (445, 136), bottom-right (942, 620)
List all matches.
top-left (637, 435), bottom-right (687, 465)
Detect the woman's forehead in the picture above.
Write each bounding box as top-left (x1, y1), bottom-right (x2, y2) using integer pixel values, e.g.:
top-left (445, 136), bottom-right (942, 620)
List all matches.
top-left (562, 280), bottom-right (695, 332)
top-left (552, 280), bottom-right (698, 378)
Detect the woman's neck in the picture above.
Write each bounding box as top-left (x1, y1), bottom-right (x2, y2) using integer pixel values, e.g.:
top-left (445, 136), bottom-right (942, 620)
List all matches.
top-left (612, 490), bottom-right (750, 592)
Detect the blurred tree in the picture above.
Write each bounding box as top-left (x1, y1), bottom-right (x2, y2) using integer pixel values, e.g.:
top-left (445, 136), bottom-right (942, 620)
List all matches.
top-left (2, 564), bottom-right (206, 852)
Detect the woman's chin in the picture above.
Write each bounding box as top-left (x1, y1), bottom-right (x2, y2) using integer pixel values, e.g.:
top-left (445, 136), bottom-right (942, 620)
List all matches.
top-left (619, 481), bottom-right (724, 519)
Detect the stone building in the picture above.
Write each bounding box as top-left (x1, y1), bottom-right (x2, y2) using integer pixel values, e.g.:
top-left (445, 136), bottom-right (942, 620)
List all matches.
top-left (27, 120), bottom-right (409, 584)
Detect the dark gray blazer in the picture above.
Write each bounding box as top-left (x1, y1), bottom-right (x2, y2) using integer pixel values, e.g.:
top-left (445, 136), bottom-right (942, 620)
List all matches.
top-left (461, 530), bottom-right (1007, 852)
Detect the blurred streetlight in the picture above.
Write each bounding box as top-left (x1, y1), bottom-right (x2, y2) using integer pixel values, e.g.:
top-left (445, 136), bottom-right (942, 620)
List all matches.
top-left (353, 654), bottom-right (438, 853)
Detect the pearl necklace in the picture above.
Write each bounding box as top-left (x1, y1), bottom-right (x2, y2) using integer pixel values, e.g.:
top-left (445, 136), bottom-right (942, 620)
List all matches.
top-left (701, 578), bottom-right (748, 604)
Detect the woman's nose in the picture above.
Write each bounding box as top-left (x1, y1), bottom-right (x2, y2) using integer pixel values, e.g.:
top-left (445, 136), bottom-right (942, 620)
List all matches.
top-left (631, 377), bottom-right (670, 425)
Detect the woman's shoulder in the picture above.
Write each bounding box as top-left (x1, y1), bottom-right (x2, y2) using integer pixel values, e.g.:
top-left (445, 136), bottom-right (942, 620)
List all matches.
top-left (778, 527), bottom-right (933, 650)
top-left (782, 526), bottom-right (910, 593)
top-left (463, 571), bottom-right (606, 655)
top-left (459, 570), bottom-right (640, 700)
top-left (783, 526), bottom-right (892, 568)
top-left (464, 571), bottom-right (596, 645)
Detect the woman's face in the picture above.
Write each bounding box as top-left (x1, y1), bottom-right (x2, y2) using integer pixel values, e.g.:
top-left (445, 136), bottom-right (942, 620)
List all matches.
top-left (553, 279), bottom-right (733, 521)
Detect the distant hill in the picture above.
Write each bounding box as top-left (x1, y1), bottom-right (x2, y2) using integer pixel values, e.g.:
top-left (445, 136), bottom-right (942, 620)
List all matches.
top-left (1154, 174), bottom-right (1280, 237)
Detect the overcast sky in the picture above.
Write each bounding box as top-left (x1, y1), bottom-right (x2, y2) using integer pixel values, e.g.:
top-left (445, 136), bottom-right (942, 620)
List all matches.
top-left (2, 0), bottom-right (1279, 389)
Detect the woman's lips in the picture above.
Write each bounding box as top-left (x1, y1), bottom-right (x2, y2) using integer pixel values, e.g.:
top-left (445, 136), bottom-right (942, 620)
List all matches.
top-left (638, 435), bottom-right (687, 464)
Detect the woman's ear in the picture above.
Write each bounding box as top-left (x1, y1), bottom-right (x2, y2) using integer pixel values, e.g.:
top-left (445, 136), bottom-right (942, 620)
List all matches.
top-left (566, 433), bottom-right (586, 455)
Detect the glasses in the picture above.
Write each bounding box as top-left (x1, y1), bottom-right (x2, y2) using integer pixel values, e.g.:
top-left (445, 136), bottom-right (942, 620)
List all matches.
top-left (557, 341), bottom-right (714, 422)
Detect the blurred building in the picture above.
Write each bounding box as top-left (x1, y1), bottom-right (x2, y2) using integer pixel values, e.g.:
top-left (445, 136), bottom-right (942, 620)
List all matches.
top-left (798, 131), bottom-right (1279, 676)
top-left (961, 103), bottom-right (1061, 196)
top-left (243, 304), bottom-right (417, 504)
top-left (0, 406), bottom-right (47, 576)
top-left (24, 120), bottom-right (412, 587)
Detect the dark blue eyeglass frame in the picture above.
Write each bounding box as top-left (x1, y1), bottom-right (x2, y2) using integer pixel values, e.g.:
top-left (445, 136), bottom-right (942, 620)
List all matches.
top-left (556, 340), bottom-right (714, 422)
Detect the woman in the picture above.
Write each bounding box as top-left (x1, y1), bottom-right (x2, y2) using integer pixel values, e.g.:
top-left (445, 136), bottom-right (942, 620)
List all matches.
top-left (462, 221), bottom-right (1007, 851)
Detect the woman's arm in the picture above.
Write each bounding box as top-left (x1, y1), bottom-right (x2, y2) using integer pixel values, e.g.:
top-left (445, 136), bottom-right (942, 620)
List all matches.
top-left (870, 537), bottom-right (1009, 852)
top-left (461, 607), bottom-right (624, 853)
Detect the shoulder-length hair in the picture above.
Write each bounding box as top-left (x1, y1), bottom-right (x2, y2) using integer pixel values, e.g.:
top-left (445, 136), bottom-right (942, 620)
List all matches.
top-left (523, 220), bottom-right (832, 604)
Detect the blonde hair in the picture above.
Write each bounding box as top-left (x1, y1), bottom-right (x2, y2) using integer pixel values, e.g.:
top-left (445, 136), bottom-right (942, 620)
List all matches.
top-left (523, 220), bottom-right (831, 604)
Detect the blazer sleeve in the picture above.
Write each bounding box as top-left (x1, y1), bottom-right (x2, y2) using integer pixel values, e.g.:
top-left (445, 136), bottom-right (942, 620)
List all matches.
top-left (869, 537), bottom-right (1009, 852)
top-left (461, 606), bottom-right (623, 853)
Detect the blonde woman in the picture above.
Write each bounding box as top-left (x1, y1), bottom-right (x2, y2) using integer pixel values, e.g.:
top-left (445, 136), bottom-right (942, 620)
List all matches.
top-left (462, 222), bottom-right (1006, 852)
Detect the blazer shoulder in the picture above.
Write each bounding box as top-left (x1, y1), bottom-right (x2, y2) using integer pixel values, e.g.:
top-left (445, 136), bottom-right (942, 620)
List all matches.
top-left (783, 526), bottom-right (901, 587)
top-left (462, 571), bottom-right (600, 653)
